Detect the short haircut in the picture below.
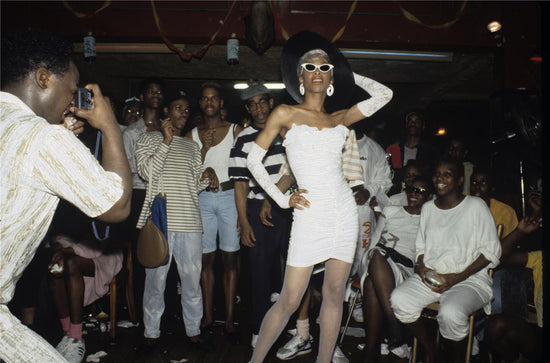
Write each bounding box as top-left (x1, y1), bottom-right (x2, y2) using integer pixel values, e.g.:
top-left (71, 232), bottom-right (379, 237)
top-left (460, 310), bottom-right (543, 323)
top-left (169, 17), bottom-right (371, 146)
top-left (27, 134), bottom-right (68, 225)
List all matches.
top-left (200, 81), bottom-right (223, 98)
top-left (1, 28), bottom-right (74, 86)
top-left (411, 175), bottom-right (434, 195)
top-left (405, 110), bottom-right (425, 125)
top-left (166, 91), bottom-right (189, 107)
top-left (471, 166), bottom-right (494, 186)
top-left (297, 49), bottom-right (332, 78)
top-left (436, 156), bottom-right (464, 179)
top-left (138, 77), bottom-right (166, 95)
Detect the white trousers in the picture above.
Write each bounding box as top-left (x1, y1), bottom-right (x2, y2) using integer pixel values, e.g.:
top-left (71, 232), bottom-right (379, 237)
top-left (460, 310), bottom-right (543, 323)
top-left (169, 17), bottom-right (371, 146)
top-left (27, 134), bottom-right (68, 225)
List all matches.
top-left (0, 305), bottom-right (66, 362)
top-left (143, 231), bottom-right (203, 338)
top-left (390, 274), bottom-right (488, 341)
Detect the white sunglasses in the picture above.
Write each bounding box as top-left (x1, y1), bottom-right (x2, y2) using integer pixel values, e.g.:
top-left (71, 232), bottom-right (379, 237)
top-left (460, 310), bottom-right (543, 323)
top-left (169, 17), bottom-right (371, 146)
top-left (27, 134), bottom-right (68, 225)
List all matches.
top-left (301, 63), bottom-right (334, 73)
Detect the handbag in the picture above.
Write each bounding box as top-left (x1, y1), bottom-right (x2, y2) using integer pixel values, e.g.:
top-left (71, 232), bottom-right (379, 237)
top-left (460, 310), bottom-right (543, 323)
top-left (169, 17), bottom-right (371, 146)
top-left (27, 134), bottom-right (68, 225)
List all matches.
top-left (137, 160), bottom-right (170, 268)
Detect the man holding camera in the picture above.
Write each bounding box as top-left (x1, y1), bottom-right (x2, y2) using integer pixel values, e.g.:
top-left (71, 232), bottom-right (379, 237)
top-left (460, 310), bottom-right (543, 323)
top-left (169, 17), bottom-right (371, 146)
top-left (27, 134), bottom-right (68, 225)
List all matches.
top-left (1, 28), bottom-right (131, 362)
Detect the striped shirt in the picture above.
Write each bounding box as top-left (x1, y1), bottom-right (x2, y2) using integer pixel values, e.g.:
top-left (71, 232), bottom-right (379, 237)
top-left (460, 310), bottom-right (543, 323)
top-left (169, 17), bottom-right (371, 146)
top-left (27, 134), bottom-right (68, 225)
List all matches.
top-left (1, 92), bottom-right (123, 307)
top-left (229, 125), bottom-right (287, 200)
top-left (135, 132), bottom-right (209, 232)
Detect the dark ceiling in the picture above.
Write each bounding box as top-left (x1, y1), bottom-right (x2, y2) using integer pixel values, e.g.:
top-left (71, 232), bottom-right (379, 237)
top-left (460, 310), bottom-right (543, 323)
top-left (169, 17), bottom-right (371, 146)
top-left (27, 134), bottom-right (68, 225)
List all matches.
top-left (1, 1), bottom-right (543, 185)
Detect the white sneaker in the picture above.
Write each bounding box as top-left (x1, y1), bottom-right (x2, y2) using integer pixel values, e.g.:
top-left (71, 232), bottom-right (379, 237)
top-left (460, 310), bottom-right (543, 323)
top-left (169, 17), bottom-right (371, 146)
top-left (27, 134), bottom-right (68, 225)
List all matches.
top-left (276, 334), bottom-right (313, 360)
top-left (63, 338), bottom-right (85, 363)
top-left (251, 334), bottom-right (258, 349)
top-left (352, 306), bottom-right (364, 323)
top-left (390, 343), bottom-right (411, 359)
top-left (332, 345), bottom-right (349, 363)
top-left (55, 334), bottom-right (70, 354)
top-left (472, 336), bottom-right (480, 356)
top-left (380, 342), bottom-right (389, 355)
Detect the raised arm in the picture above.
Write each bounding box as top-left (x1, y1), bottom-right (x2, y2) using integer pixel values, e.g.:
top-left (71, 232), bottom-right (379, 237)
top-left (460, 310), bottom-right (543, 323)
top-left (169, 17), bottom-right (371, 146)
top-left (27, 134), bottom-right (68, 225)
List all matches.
top-left (335, 72), bottom-right (393, 127)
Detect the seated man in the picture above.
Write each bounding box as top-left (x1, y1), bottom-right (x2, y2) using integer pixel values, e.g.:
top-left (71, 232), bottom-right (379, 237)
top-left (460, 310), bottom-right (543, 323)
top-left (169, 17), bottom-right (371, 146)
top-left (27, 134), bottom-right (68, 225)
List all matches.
top-left (390, 158), bottom-right (501, 363)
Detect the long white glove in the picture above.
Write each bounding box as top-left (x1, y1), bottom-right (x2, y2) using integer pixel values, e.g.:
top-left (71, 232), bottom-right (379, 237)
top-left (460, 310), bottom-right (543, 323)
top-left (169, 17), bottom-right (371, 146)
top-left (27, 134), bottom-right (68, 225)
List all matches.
top-left (247, 142), bottom-right (291, 209)
top-left (354, 72), bottom-right (393, 117)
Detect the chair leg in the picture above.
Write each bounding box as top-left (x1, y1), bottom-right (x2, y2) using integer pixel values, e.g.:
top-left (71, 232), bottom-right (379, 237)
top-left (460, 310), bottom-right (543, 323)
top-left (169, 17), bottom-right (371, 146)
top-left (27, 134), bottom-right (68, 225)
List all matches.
top-left (338, 289), bottom-right (359, 346)
top-left (110, 276), bottom-right (116, 339)
top-left (125, 247), bottom-right (137, 323)
top-left (465, 315), bottom-right (475, 363)
top-left (411, 337), bottom-right (418, 363)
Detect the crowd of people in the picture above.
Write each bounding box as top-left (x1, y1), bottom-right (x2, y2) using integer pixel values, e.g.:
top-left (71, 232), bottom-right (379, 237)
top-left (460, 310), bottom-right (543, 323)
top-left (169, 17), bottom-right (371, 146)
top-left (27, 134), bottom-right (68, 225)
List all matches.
top-left (1, 27), bottom-right (543, 363)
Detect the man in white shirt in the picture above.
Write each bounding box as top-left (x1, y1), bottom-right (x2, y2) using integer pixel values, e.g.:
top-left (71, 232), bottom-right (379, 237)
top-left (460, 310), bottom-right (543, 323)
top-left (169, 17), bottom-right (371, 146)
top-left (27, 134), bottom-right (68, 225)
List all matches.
top-left (1, 28), bottom-right (131, 362)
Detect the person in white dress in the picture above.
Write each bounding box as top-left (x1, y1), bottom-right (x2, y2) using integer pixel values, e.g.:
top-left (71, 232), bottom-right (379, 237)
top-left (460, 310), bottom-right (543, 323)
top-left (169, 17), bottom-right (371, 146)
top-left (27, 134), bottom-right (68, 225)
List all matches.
top-left (246, 31), bottom-right (392, 363)
top-left (390, 157), bottom-right (501, 363)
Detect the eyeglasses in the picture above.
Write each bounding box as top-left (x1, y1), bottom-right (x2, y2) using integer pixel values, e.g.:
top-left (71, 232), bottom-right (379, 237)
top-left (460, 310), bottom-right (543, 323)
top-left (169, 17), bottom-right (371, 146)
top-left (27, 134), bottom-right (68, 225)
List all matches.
top-left (301, 63), bottom-right (334, 73)
top-left (405, 184), bottom-right (428, 195)
top-left (126, 109), bottom-right (142, 116)
top-left (246, 98), bottom-right (270, 109)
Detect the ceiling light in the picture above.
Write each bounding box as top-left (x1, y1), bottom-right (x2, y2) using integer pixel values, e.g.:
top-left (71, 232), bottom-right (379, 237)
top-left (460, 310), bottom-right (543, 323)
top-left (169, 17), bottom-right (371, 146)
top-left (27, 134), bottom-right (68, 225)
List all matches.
top-left (340, 49), bottom-right (453, 62)
top-left (233, 82), bottom-right (285, 90)
top-left (487, 21), bottom-right (502, 33)
top-left (436, 128), bottom-right (447, 136)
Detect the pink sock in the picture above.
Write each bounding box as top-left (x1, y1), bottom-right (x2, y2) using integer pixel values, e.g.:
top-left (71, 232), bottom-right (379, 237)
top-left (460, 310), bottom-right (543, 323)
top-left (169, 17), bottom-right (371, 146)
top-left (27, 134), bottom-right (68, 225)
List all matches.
top-left (60, 316), bottom-right (70, 333)
top-left (68, 322), bottom-right (83, 341)
top-left (296, 318), bottom-right (310, 341)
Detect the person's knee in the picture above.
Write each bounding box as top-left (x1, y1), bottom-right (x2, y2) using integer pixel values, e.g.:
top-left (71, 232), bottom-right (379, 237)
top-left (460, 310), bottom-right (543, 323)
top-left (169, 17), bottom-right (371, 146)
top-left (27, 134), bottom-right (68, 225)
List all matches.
top-left (221, 251), bottom-right (238, 271)
top-left (437, 304), bottom-right (469, 340)
top-left (202, 252), bottom-right (215, 268)
top-left (277, 294), bottom-right (302, 314)
top-left (62, 255), bottom-right (81, 277)
top-left (369, 250), bottom-right (385, 271)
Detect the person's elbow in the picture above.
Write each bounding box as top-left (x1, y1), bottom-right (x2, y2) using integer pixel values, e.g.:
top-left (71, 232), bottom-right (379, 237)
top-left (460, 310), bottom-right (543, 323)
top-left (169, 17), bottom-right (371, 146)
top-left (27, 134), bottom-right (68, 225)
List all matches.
top-left (96, 194), bottom-right (131, 223)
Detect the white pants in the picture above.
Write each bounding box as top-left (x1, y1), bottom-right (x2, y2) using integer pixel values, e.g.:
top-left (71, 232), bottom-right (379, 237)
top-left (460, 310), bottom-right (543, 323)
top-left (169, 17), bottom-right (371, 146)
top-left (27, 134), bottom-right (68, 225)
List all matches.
top-left (143, 231), bottom-right (203, 338)
top-left (390, 274), bottom-right (489, 341)
top-left (0, 305), bottom-right (66, 362)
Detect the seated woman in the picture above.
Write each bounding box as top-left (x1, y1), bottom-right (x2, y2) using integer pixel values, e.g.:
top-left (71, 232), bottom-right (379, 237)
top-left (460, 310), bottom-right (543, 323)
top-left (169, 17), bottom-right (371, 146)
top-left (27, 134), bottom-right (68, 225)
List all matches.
top-left (390, 157), bottom-right (501, 363)
top-left (361, 176), bottom-right (433, 362)
top-left (48, 234), bottom-right (123, 363)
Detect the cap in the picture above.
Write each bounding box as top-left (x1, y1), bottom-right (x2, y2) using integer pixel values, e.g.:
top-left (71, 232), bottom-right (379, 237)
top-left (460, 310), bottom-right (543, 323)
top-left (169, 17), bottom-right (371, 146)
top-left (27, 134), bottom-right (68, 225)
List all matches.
top-left (124, 96), bottom-right (141, 104)
top-left (240, 83), bottom-right (270, 101)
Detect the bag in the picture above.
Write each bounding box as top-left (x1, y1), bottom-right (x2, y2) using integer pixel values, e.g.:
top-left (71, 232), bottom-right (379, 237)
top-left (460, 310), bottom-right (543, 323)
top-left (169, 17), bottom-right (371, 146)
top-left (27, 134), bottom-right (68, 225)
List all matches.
top-left (137, 161), bottom-right (170, 268)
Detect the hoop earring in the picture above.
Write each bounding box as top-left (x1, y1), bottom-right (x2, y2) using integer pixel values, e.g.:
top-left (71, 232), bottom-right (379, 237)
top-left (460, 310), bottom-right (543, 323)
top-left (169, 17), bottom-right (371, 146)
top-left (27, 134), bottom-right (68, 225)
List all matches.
top-left (327, 84), bottom-right (334, 96)
top-left (299, 83), bottom-right (305, 96)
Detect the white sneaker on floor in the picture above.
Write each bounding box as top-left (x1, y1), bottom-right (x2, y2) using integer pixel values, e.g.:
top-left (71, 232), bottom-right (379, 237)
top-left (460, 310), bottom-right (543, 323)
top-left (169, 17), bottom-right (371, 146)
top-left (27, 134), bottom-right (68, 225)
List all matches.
top-left (276, 334), bottom-right (313, 360)
top-left (352, 306), bottom-right (364, 323)
top-left (332, 345), bottom-right (349, 363)
top-left (251, 334), bottom-right (258, 349)
top-left (63, 338), bottom-right (85, 363)
top-left (55, 334), bottom-right (70, 354)
top-left (390, 343), bottom-right (411, 359)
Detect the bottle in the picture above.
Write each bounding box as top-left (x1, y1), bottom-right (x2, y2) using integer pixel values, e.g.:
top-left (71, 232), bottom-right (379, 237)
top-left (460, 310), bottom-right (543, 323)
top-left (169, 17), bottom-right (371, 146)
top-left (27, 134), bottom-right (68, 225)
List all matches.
top-left (84, 32), bottom-right (96, 63)
top-left (227, 33), bottom-right (239, 65)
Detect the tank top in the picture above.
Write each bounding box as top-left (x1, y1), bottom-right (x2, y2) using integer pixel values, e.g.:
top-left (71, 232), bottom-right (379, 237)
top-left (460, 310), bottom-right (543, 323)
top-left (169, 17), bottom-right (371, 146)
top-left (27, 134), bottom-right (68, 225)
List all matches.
top-left (191, 124), bottom-right (236, 183)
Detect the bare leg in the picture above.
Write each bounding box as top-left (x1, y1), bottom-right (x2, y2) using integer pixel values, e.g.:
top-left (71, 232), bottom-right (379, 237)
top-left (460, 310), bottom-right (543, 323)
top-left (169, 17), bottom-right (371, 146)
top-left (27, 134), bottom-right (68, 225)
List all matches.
top-left (251, 265), bottom-right (313, 363)
top-left (317, 259), bottom-right (352, 363)
top-left (297, 286), bottom-right (312, 321)
top-left (362, 276), bottom-right (382, 362)
top-left (368, 252), bottom-right (403, 347)
top-left (221, 251), bottom-right (238, 332)
top-left (200, 252), bottom-right (216, 327)
top-left (63, 254), bottom-right (95, 324)
top-left (406, 319), bottom-right (437, 363)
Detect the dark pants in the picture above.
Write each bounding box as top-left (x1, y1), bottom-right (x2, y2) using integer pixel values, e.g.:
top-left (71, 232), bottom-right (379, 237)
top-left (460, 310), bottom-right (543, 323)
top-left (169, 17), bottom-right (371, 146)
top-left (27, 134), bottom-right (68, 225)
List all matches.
top-left (247, 199), bottom-right (291, 334)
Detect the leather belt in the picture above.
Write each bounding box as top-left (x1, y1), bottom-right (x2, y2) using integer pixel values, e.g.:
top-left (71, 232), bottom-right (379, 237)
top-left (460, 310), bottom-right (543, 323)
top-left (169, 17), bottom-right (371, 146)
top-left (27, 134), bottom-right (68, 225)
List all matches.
top-left (205, 180), bottom-right (234, 192)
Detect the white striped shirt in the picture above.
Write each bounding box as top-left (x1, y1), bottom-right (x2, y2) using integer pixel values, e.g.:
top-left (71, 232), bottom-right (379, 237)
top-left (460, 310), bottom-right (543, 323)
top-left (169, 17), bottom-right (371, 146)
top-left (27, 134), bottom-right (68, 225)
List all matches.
top-left (229, 125), bottom-right (287, 200)
top-left (0, 91), bottom-right (123, 308)
top-left (135, 132), bottom-right (209, 232)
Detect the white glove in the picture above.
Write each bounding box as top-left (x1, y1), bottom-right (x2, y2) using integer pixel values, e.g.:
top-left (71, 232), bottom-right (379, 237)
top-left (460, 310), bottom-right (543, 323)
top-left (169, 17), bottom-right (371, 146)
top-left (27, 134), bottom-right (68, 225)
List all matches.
top-left (247, 142), bottom-right (291, 209)
top-left (354, 72), bottom-right (393, 117)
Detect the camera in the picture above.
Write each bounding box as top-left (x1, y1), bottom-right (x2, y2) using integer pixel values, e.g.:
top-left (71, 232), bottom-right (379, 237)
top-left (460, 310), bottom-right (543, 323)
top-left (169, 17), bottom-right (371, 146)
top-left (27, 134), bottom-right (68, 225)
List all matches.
top-left (74, 87), bottom-right (93, 110)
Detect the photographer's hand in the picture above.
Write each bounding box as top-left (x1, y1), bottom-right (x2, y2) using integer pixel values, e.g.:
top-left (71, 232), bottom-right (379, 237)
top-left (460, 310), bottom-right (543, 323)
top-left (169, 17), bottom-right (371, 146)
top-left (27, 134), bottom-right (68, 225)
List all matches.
top-left (62, 115), bottom-right (85, 136)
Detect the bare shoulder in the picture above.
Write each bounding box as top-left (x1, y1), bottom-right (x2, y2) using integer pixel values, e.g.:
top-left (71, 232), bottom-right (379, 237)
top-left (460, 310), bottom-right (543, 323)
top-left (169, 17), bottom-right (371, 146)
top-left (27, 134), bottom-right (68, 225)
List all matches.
top-left (268, 104), bottom-right (297, 128)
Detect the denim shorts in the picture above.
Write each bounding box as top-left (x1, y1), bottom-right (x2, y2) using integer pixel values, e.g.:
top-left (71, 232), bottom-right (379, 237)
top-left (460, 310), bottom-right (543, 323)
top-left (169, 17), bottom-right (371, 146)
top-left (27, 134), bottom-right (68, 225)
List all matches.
top-left (198, 188), bottom-right (240, 253)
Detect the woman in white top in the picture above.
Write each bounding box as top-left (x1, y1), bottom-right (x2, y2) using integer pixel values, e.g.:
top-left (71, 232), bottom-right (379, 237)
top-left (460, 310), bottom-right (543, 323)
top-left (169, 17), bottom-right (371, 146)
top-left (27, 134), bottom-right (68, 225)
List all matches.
top-left (360, 176), bottom-right (432, 362)
top-left (246, 31), bottom-right (392, 363)
top-left (390, 157), bottom-right (501, 363)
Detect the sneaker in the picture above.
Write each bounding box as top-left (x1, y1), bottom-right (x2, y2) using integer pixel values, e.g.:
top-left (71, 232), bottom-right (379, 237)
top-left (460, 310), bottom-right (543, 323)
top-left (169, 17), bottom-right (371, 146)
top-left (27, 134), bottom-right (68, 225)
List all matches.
top-left (276, 334), bottom-right (313, 360)
top-left (332, 345), bottom-right (349, 363)
top-left (63, 338), bottom-right (85, 363)
top-left (472, 337), bottom-right (480, 356)
top-left (352, 305), bottom-right (364, 323)
top-left (251, 334), bottom-right (258, 349)
top-left (380, 342), bottom-right (389, 355)
top-left (390, 343), bottom-right (411, 359)
top-left (55, 334), bottom-right (70, 354)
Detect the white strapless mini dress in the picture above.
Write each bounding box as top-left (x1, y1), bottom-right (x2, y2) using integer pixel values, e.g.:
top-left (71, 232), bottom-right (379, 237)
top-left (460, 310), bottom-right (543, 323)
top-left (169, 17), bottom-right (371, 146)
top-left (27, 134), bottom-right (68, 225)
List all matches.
top-left (283, 123), bottom-right (358, 267)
